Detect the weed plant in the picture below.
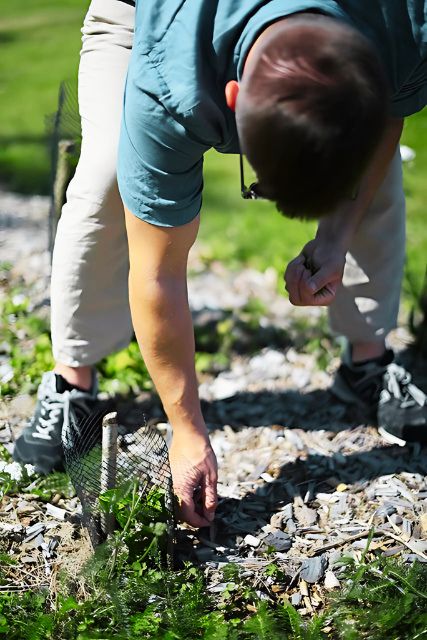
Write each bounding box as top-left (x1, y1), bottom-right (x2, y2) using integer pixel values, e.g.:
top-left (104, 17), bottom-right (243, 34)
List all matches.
top-left (3, 553), bottom-right (425, 638)
top-left (98, 481), bottom-right (171, 572)
top-left (331, 554), bottom-right (427, 639)
top-left (0, 443), bottom-right (74, 502)
top-left (0, 264), bottom-right (54, 397)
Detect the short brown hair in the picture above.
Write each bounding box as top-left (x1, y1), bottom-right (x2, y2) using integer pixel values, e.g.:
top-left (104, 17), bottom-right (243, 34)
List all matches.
top-left (237, 14), bottom-right (389, 219)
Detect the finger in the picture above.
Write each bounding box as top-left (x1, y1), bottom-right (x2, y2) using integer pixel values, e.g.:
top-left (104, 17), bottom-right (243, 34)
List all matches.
top-left (286, 264), bottom-right (307, 305)
top-left (307, 267), bottom-right (341, 294)
top-left (284, 255), bottom-right (305, 288)
top-left (294, 263), bottom-right (314, 306)
top-left (290, 268), bottom-right (335, 307)
top-left (299, 282), bottom-right (338, 307)
top-left (312, 282), bottom-right (339, 306)
top-left (202, 472), bottom-right (218, 522)
top-left (172, 460), bottom-right (214, 528)
top-left (176, 493), bottom-right (211, 528)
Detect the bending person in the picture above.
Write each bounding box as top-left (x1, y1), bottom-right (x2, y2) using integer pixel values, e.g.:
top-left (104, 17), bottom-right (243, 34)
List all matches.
top-left (15, 1), bottom-right (427, 528)
top-left (118, 1), bottom-right (427, 522)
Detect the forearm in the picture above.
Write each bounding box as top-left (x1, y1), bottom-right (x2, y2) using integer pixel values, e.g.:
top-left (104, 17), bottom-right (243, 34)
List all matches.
top-left (124, 211), bottom-right (216, 527)
top-left (128, 269), bottom-right (206, 438)
top-left (316, 116), bottom-right (404, 249)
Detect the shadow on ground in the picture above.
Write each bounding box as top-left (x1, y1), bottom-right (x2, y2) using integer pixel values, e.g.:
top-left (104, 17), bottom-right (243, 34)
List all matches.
top-left (213, 440), bottom-right (427, 547)
top-left (116, 345), bottom-right (427, 552)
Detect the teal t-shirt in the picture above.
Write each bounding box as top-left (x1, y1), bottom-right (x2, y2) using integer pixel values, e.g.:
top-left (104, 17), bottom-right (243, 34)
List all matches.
top-left (117, 0), bottom-right (427, 227)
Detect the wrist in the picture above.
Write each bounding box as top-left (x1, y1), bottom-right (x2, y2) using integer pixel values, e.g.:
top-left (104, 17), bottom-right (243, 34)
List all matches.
top-left (171, 420), bottom-right (210, 442)
top-left (316, 206), bottom-right (355, 252)
top-left (171, 428), bottom-right (212, 456)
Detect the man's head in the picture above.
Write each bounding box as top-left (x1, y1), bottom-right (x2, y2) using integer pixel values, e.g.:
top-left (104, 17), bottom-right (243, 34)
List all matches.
top-left (227, 13), bottom-right (389, 219)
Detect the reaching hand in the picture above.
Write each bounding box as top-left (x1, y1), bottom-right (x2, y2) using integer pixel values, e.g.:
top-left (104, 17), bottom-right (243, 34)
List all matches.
top-left (169, 431), bottom-right (218, 528)
top-left (284, 238), bottom-right (346, 306)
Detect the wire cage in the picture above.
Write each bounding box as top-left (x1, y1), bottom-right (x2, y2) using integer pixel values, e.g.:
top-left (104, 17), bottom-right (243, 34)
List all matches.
top-left (62, 410), bottom-right (174, 549)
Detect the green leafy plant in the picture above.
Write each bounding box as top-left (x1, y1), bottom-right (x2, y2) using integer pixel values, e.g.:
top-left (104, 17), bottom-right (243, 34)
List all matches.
top-left (278, 602), bottom-right (327, 640)
top-left (243, 601), bottom-right (284, 639)
top-left (97, 341), bottom-right (152, 395)
top-left (0, 590), bottom-right (53, 640)
top-left (98, 480), bottom-right (171, 573)
top-left (0, 280), bottom-right (54, 397)
top-left (0, 445), bottom-right (74, 503)
top-left (27, 471), bottom-right (76, 502)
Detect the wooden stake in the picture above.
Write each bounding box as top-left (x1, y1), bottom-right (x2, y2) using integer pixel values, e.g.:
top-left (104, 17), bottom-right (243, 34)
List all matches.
top-left (100, 412), bottom-right (118, 536)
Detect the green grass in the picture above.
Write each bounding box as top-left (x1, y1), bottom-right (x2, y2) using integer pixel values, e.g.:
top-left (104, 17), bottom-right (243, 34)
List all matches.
top-left (0, 0), bottom-right (85, 193)
top-left (199, 152), bottom-right (317, 274)
top-left (0, 0), bottom-right (426, 293)
top-left (1, 463), bottom-right (426, 640)
top-left (401, 114), bottom-right (427, 297)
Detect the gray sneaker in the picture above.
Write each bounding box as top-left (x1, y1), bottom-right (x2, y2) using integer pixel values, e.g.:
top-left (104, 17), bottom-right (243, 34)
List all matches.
top-left (332, 347), bottom-right (427, 446)
top-left (13, 371), bottom-right (99, 475)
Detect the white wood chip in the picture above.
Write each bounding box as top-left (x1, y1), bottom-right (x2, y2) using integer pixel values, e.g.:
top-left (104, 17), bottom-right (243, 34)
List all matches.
top-left (244, 534), bottom-right (261, 548)
top-left (45, 503), bottom-right (68, 520)
top-left (324, 571), bottom-right (340, 590)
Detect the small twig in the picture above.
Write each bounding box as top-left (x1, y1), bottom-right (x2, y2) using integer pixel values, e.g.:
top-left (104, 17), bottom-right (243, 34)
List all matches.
top-left (0, 584), bottom-right (50, 592)
top-left (15, 565), bottom-right (45, 583)
top-left (49, 563), bottom-right (60, 608)
top-left (309, 530), bottom-right (380, 556)
top-left (376, 528), bottom-right (427, 562)
top-left (310, 528), bottom-right (427, 562)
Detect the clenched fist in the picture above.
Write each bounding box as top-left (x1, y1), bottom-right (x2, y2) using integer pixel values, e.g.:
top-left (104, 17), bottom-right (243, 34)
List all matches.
top-left (284, 238), bottom-right (346, 306)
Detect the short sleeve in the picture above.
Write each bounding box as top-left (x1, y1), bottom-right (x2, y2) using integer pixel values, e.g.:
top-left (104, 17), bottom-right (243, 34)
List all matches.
top-left (117, 69), bottom-right (207, 227)
top-left (390, 85), bottom-right (427, 118)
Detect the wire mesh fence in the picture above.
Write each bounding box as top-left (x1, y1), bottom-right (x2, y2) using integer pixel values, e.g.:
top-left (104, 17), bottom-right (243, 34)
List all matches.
top-left (46, 81), bottom-right (82, 255)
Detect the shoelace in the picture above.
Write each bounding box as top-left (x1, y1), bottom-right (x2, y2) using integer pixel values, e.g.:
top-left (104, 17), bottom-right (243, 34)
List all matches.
top-left (33, 395), bottom-right (70, 441)
top-left (381, 363), bottom-right (426, 408)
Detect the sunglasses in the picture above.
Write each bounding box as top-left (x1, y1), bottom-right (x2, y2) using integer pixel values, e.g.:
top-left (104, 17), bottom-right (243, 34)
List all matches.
top-left (240, 154), bottom-right (359, 203)
top-left (239, 154), bottom-right (263, 200)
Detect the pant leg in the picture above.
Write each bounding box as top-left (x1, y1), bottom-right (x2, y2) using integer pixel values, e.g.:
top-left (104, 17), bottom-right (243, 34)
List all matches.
top-left (328, 149), bottom-right (406, 343)
top-left (51, 0), bottom-right (135, 367)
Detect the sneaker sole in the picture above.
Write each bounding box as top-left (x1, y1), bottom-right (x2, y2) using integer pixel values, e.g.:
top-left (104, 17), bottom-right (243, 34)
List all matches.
top-left (377, 426), bottom-right (407, 447)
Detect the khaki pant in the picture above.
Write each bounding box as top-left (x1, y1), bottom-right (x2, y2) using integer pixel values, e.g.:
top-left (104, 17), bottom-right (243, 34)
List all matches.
top-left (51, 0), bottom-right (134, 366)
top-left (329, 149), bottom-right (406, 344)
top-left (51, 0), bottom-right (406, 366)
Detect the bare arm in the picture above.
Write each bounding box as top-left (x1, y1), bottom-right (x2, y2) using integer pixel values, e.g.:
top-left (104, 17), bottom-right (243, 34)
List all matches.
top-left (285, 117), bottom-right (404, 306)
top-left (125, 209), bottom-right (217, 526)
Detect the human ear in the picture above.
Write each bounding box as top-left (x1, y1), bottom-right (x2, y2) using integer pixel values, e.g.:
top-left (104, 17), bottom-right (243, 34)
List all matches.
top-left (225, 80), bottom-right (240, 112)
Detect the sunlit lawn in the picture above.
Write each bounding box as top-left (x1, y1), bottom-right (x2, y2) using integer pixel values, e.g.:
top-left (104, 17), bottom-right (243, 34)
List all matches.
top-left (0, 0), bottom-right (84, 193)
top-left (0, 0), bottom-right (425, 295)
